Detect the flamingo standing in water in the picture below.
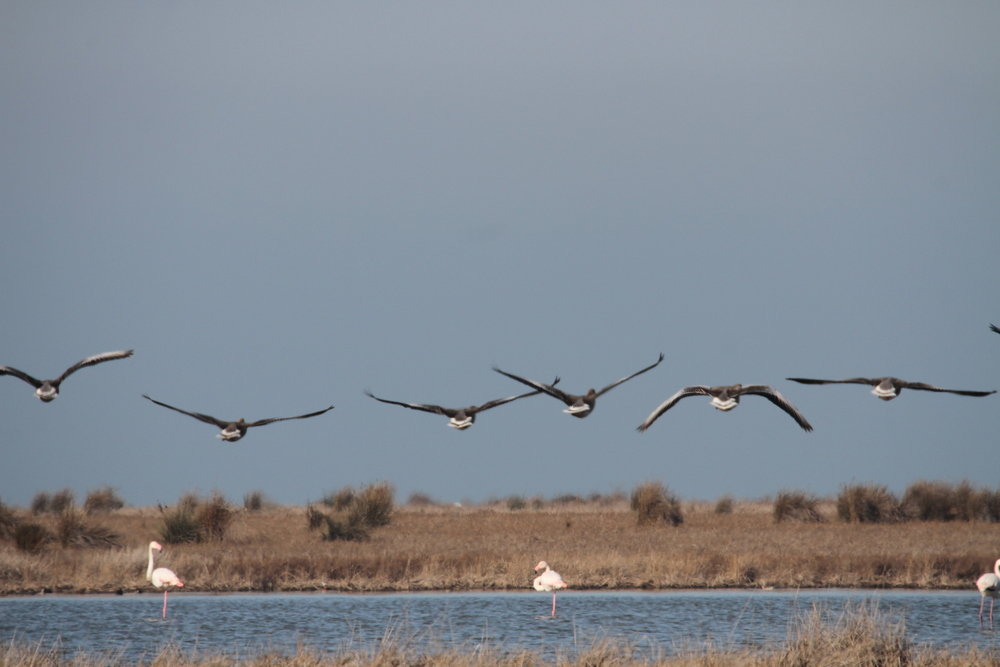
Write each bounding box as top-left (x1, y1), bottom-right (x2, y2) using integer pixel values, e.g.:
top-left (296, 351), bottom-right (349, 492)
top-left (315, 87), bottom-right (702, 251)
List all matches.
top-left (147, 541), bottom-right (184, 618)
top-left (533, 561), bottom-right (568, 617)
top-left (977, 558), bottom-right (1000, 629)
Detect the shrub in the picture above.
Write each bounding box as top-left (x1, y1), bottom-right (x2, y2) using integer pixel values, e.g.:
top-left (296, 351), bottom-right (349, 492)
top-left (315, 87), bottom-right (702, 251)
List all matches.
top-left (243, 490), bottom-right (267, 512)
top-left (0, 500), bottom-right (18, 540)
top-left (195, 494), bottom-right (232, 542)
top-left (30, 492), bottom-right (50, 515)
top-left (84, 486), bottom-right (124, 515)
top-left (630, 481), bottom-right (683, 526)
top-left (14, 523), bottom-right (51, 553)
top-left (406, 492), bottom-right (436, 507)
top-left (714, 495), bottom-right (734, 515)
top-left (56, 509), bottom-right (121, 548)
top-left (900, 480), bottom-right (955, 521)
top-left (49, 488), bottom-right (75, 514)
top-left (507, 495), bottom-right (527, 511)
top-left (837, 484), bottom-right (900, 523)
top-left (774, 490), bottom-right (823, 523)
top-left (321, 487), bottom-right (356, 511)
top-left (352, 483), bottom-right (394, 528)
top-left (160, 500), bottom-right (199, 544)
top-left (309, 483), bottom-right (394, 541)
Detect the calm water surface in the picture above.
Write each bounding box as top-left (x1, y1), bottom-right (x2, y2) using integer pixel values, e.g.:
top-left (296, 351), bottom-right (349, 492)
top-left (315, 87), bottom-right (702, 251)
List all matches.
top-left (2, 590), bottom-right (999, 661)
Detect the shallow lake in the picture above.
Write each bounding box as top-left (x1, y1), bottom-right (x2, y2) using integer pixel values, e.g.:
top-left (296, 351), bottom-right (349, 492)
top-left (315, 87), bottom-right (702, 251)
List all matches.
top-left (2, 590), bottom-right (999, 661)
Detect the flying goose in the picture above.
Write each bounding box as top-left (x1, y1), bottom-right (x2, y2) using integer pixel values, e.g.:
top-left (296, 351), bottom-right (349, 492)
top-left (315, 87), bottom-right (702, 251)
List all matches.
top-left (785, 376), bottom-right (996, 401)
top-left (637, 384), bottom-right (813, 432)
top-left (493, 352), bottom-right (664, 418)
top-left (364, 379), bottom-right (557, 430)
top-left (0, 350), bottom-right (134, 402)
top-left (991, 324), bottom-right (1000, 335)
top-left (142, 394), bottom-right (334, 441)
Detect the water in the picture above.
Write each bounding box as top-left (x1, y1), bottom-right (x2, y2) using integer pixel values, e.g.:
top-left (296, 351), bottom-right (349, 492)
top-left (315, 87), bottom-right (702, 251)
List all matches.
top-left (2, 590), bottom-right (999, 661)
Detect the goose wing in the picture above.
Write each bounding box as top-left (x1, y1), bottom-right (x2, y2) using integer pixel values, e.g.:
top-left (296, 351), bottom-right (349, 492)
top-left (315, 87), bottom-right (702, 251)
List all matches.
top-left (246, 405), bottom-right (335, 428)
top-left (636, 386), bottom-right (710, 432)
top-left (786, 377), bottom-right (878, 386)
top-left (492, 367), bottom-right (571, 403)
top-left (473, 378), bottom-right (560, 412)
top-left (990, 324), bottom-right (1000, 334)
top-left (364, 390), bottom-right (452, 417)
top-left (142, 394), bottom-right (230, 428)
top-left (57, 350), bottom-right (134, 383)
top-left (895, 381), bottom-right (996, 397)
top-left (595, 352), bottom-right (665, 397)
top-left (741, 385), bottom-right (814, 432)
top-left (0, 365), bottom-right (43, 388)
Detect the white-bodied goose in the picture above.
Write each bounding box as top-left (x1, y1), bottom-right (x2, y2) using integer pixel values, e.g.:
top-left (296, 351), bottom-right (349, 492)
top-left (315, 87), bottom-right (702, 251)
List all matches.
top-left (364, 380), bottom-right (557, 430)
top-left (785, 376), bottom-right (996, 401)
top-left (493, 353), bottom-right (664, 418)
top-left (0, 350), bottom-right (134, 402)
top-left (637, 384), bottom-right (813, 432)
top-left (142, 394), bottom-right (334, 441)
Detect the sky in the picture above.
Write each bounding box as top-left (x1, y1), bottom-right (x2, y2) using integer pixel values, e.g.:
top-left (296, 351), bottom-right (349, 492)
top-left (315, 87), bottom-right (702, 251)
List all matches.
top-left (2, 2), bottom-right (999, 509)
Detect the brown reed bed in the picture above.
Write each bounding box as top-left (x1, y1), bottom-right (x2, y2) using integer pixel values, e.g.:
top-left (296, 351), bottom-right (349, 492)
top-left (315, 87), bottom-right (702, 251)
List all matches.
top-left (1, 603), bottom-right (996, 665)
top-left (0, 497), bottom-right (995, 596)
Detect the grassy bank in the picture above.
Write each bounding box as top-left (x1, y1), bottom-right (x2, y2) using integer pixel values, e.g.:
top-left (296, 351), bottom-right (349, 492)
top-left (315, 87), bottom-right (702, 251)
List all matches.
top-left (1, 604), bottom-right (996, 665)
top-left (0, 498), bottom-right (995, 595)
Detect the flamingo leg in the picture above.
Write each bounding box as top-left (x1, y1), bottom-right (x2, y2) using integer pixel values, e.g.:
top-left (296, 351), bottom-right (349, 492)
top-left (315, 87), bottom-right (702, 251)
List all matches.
top-left (991, 598), bottom-right (995, 630)
top-left (551, 592), bottom-right (557, 617)
top-left (162, 589), bottom-right (169, 619)
top-left (980, 596), bottom-right (986, 628)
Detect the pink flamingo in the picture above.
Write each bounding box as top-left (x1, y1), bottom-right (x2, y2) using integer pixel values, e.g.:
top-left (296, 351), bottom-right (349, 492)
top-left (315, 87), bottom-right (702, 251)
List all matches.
top-left (533, 560), bottom-right (568, 617)
top-left (977, 558), bottom-right (1000, 629)
top-left (147, 541), bottom-right (184, 618)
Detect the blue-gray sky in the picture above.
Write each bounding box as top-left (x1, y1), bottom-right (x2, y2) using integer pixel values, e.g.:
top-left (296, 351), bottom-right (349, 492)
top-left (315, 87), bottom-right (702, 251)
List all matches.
top-left (2, 3), bottom-right (998, 508)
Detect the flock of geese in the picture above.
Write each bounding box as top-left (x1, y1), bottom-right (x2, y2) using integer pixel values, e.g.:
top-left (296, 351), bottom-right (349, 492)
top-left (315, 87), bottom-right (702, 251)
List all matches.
top-left (2, 330), bottom-right (1000, 441)
top-left (2, 326), bottom-right (998, 440)
top-left (2, 327), bottom-right (999, 621)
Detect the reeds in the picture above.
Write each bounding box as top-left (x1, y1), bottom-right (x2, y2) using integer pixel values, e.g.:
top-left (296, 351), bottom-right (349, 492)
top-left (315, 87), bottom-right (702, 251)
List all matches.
top-left (1, 603), bottom-right (997, 665)
top-left (772, 490), bottom-right (823, 523)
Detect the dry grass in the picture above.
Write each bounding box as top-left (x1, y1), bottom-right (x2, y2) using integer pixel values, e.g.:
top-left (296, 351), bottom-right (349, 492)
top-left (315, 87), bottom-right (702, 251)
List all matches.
top-left (1, 603), bottom-right (997, 665)
top-left (0, 498), bottom-right (996, 595)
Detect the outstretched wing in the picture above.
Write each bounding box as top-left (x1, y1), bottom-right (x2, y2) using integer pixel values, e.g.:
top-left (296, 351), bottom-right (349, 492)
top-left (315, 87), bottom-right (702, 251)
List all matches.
top-left (57, 350), bottom-right (134, 383)
top-left (247, 405), bottom-right (335, 428)
top-left (0, 365), bottom-right (43, 388)
top-left (364, 390), bottom-right (452, 416)
top-left (785, 377), bottom-right (877, 386)
top-left (596, 353), bottom-right (665, 397)
top-left (492, 367), bottom-right (571, 403)
top-left (742, 385), bottom-right (814, 432)
top-left (142, 394), bottom-right (229, 428)
top-left (636, 386), bottom-right (709, 432)
top-left (473, 378), bottom-right (560, 413)
top-left (990, 323), bottom-right (1000, 334)
top-left (898, 381), bottom-right (996, 397)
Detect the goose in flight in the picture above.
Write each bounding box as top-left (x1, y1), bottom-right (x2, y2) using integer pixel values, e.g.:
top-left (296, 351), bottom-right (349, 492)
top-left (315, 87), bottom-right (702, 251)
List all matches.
top-left (364, 380), bottom-right (557, 430)
top-left (990, 323), bottom-right (1000, 335)
top-left (637, 384), bottom-right (813, 432)
top-left (0, 350), bottom-right (134, 402)
top-left (142, 394), bottom-right (334, 441)
top-left (785, 376), bottom-right (996, 401)
top-left (493, 353), bottom-right (664, 418)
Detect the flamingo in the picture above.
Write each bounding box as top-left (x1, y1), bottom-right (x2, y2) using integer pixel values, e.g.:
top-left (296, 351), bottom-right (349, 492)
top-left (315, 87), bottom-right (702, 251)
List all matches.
top-left (785, 376), bottom-right (995, 401)
top-left (142, 394), bottom-right (334, 442)
top-left (637, 384), bottom-right (813, 432)
top-left (363, 379), bottom-right (557, 430)
top-left (494, 353), bottom-right (664, 418)
top-left (533, 560), bottom-right (568, 617)
top-left (977, 558), bottom-right (1000, 629)
top-left (0, 350), bottom-right (134, 402)
top-left (147, 541), bottom-right (184, 619)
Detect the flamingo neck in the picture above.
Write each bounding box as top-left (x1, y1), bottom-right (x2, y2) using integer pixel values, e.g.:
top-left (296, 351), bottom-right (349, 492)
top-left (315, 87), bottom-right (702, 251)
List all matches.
top-left (994, 559), bottom-right (1000, 578)
top-left (146, 545), bottom-right (156, 581)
